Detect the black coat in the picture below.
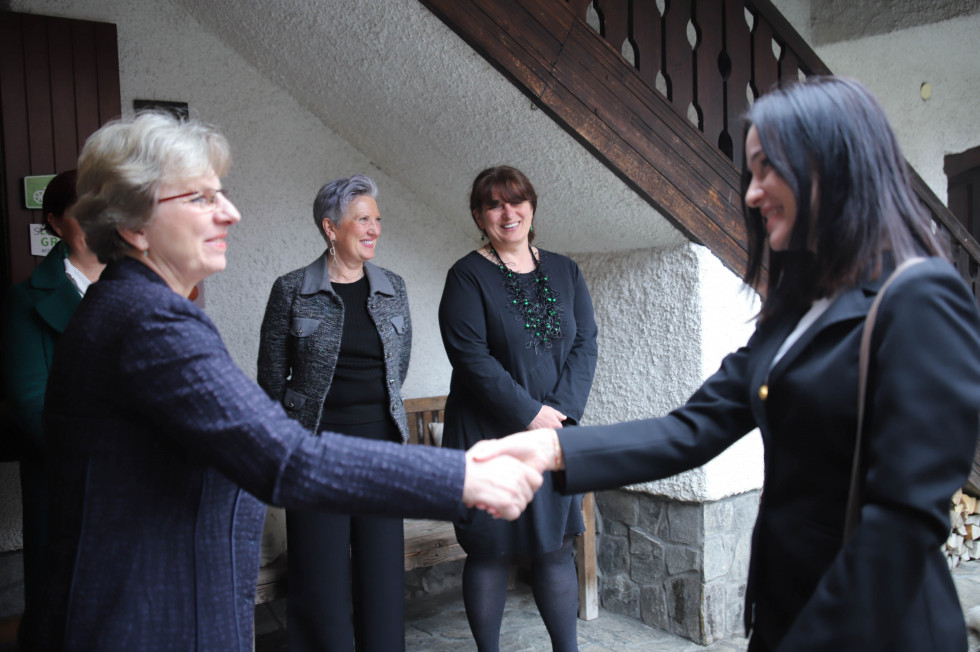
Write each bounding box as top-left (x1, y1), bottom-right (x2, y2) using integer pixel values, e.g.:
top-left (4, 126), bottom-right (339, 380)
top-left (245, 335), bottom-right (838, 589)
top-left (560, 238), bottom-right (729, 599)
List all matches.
top-left (559, 257), bottom-right (980, 651)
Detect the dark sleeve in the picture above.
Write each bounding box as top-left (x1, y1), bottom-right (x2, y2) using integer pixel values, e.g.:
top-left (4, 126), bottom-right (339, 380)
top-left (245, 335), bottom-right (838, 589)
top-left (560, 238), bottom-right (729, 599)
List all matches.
top-left (543, 259), bottom-right (598, 424)
top-left (256, 276), bottom-right (291, 402)
top-left (557, 340), bottom-right (758, 493)
top-left (2, 285), bottom-right (47, 451)
top-left (123, 301), bottom-right (465, 520)
top-left (439, 262), bottom-right (541, 431)
top-left (776, 261), bottom-right (980, 651)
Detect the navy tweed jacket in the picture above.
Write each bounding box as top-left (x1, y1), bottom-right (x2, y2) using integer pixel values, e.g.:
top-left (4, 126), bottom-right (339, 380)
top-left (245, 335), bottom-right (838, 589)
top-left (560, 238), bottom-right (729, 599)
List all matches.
top-left (40, 258), bottom-right (464, 651)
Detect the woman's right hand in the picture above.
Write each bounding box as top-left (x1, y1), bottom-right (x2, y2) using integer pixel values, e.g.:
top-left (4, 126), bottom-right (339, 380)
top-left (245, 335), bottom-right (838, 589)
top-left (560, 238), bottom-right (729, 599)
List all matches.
top-left (527, 404), bottom-right (567, 430)
top-left (462, 452), bottom-right (542, 520)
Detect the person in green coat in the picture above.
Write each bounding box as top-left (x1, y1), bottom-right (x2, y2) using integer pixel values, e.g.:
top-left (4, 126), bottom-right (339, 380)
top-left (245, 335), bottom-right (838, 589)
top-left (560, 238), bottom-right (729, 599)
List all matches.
top-left (1, 169), bottom-right (104, 650)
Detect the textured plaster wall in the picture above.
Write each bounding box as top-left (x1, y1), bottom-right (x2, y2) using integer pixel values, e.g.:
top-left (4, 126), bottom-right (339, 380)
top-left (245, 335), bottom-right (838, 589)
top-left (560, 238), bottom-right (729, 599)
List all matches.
top-left (813, 13), bottom-right (980, 202)
top-left (577, 245), bottom-right (761, 502)
top-left (809, 0), bottom-right (980, 45)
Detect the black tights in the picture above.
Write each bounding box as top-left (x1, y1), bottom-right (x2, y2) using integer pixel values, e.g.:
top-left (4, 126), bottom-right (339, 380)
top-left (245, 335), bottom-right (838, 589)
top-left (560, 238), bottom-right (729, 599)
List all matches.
top-left (462, 536), bottom-right (579, 652)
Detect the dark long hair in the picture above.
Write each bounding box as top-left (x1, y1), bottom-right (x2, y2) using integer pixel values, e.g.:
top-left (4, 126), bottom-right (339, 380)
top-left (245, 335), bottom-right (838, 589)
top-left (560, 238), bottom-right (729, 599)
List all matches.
top-left (741, 76), bottom-right (946, 321)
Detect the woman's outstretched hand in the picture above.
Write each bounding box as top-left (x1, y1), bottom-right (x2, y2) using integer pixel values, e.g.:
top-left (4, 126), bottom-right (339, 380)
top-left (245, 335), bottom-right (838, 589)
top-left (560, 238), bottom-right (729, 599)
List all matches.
top-left (462, 451), bottom-right (543, 520)
top-left (467, 428), bottom-right (560, 475)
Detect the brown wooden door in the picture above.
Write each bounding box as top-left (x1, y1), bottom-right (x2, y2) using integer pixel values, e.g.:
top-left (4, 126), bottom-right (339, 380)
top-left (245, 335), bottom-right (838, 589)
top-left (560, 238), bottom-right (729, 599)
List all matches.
top-left (947, 147), bottom-right (980, 244)
top-left (0, 11), bottom-right (121, 290)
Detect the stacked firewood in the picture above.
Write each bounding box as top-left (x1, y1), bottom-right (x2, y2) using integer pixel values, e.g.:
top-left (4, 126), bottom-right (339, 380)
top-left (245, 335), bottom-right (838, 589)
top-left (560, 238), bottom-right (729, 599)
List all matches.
top-left (947, 489), bottom-right (980, 568)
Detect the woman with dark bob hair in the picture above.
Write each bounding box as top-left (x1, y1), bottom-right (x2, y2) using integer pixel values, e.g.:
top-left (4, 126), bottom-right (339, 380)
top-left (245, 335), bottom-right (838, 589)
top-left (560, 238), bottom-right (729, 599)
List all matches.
top-left (439, 165), bottom-right (598, 651)
top-left (38, 111), bottom-right (541, 651)
top-left (480, 76), bottom-right (980, 651)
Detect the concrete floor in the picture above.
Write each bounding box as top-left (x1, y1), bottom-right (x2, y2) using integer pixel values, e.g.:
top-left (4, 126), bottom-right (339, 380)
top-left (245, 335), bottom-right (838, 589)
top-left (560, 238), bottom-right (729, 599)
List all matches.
top-left (2, 558), bottom-right (977, 650)
top-left (254, 559), bottom-right (980, 651)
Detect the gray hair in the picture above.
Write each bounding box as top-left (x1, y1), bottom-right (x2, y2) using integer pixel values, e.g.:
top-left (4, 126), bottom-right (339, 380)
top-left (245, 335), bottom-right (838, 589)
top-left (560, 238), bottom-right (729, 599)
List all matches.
top-left (313, 175), bottom-right (378, 242)
top-left (74, 111), bottom-right (232, 263)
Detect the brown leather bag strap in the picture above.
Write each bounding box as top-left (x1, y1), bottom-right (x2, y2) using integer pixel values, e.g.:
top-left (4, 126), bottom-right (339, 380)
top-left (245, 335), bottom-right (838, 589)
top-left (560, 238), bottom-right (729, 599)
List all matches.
top-left (844, 257), bottom-right (927, 542)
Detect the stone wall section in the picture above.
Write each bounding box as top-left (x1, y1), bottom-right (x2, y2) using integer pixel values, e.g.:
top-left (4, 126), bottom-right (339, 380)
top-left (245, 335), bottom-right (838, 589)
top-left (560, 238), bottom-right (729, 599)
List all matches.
top-left (594, 488), bottom-right (759, 645)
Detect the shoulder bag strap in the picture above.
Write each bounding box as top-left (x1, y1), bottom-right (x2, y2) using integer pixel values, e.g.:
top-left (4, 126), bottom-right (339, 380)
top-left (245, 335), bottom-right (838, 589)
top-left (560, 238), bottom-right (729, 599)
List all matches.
top-left (844, 257), bottom-right (927, 542)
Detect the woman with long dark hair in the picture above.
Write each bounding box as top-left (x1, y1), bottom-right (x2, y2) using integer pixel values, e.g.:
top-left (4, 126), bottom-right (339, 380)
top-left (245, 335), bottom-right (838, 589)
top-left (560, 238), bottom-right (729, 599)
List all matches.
top-left (484, 77), bottom-right (980, 651)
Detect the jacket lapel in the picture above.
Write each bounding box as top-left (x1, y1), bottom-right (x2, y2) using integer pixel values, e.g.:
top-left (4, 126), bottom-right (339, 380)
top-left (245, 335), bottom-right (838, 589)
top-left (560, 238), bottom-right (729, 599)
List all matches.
top-left (766, 281), bottom-right (878, 383)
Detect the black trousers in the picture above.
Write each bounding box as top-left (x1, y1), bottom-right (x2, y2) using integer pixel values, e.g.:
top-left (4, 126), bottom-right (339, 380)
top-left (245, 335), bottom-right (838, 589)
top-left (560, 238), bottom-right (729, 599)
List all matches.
top-left (286, 419), bottom-right (405, 652)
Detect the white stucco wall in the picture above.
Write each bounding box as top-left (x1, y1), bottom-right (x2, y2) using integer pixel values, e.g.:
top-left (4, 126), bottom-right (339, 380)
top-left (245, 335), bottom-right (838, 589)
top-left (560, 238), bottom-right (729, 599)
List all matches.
top-left (578, 245), bottom-right (761, 502)
top-left (813, 13), bottom-right (980, 202)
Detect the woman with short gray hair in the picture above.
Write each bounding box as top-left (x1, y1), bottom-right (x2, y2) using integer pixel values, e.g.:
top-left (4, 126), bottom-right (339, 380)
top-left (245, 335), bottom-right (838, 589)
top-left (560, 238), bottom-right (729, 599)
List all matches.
top-left (259, 174), bottom-right (413, 651)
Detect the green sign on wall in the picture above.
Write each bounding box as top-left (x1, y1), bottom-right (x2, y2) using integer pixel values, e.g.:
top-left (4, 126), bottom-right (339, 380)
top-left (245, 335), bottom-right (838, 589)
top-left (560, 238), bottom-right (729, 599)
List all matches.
top-left (23, 174), bottom-right (57, 210)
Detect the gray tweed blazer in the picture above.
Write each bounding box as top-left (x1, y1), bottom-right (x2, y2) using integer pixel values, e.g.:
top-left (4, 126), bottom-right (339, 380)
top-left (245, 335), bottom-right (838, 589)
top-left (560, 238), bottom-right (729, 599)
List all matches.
top-left (257, 253), bottom-right (412, 442)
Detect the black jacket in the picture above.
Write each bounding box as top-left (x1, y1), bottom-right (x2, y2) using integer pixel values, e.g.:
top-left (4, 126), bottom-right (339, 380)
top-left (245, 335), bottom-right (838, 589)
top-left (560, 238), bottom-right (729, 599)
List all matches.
top-left (559, 257), bottom-right (980, 651)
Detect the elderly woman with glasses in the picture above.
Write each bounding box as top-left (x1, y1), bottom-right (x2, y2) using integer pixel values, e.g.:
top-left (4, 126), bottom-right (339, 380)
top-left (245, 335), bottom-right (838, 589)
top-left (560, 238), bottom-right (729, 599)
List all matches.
top-left (257, 175), bottom-right (412, 651)
top-left (38, 111), bottom-right (542, 652)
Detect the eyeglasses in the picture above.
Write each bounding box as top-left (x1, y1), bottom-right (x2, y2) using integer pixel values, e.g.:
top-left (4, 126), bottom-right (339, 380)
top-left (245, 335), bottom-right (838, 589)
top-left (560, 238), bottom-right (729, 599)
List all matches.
top-left (158, 188), bottom-right (229, 210)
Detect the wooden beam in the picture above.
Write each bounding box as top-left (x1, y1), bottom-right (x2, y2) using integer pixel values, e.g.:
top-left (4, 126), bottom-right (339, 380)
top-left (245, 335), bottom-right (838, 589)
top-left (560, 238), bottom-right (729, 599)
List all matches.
top-left (418, 0), bottom-right (750, 279)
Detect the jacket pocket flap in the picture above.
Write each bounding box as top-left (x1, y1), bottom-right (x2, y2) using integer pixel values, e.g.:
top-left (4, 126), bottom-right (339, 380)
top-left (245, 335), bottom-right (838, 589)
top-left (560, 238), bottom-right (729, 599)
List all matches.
top-left (282, 388), bottom-right (307, 412)
top-left (290, 318), bottom-right (320, 337)
top-left (390, 315), bottom-right (405, 334)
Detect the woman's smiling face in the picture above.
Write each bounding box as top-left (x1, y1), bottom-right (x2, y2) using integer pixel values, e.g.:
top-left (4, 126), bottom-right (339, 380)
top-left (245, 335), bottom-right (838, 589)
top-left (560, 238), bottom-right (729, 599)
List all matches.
top-left (473, 190), bottom-right (534, 249)
top-left (325, 195), bottom-right (381, 266)
top-left (128, 171), bottom-right (241, 296)
top-left (744, 125), bottom-right (798, 252)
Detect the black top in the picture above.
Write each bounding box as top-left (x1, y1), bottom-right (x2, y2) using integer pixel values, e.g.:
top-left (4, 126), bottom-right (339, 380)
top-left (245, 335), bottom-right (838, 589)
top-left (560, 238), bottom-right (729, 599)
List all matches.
top-left (439, 249), bottom-right (598, 555)
top-left (322, 276), bottom-right (387, 424)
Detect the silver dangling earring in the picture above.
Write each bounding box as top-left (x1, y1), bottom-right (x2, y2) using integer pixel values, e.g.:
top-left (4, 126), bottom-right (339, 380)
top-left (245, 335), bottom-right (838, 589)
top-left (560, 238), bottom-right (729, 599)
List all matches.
top-left (328, 239), bottom-right (337, 258)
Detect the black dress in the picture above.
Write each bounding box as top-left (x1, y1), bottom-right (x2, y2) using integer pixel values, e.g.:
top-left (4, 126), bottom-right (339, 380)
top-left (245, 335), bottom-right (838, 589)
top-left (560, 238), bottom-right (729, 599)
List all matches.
top-left (438, 249), bottom-right (598, 555)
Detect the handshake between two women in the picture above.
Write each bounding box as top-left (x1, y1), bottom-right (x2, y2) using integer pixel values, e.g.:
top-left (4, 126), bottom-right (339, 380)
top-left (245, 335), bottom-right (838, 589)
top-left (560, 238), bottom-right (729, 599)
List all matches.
top-left (462, 429), bottom-right (559, 520)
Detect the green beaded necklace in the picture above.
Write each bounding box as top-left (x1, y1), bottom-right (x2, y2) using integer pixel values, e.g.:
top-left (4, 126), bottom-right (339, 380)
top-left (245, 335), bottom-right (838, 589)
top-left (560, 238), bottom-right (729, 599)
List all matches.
top-left (486, 244), bottom-right (565, 351)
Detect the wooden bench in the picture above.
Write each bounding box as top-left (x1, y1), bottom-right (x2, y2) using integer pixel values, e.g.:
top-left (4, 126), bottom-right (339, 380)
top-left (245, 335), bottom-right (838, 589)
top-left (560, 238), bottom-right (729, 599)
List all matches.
top-left (255, 395), bottom-right (599, 620)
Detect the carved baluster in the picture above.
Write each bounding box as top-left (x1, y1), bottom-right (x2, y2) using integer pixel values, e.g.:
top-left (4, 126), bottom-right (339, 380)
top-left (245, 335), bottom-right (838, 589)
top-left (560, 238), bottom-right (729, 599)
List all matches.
top-left (595, 0), bottom-right (629, 57)
top-left (631, 0), bottom-right (663, 89)
top-left (779, 45), bottom-right (802, 85)
top-left (750, 10), bottom-right (778, 97)
top-left (694, 0), bottom-right (725, 144)
top-left (724, 0), bottom-right (752, 163)
top-left (663, 0), bottom-right (694, 116)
